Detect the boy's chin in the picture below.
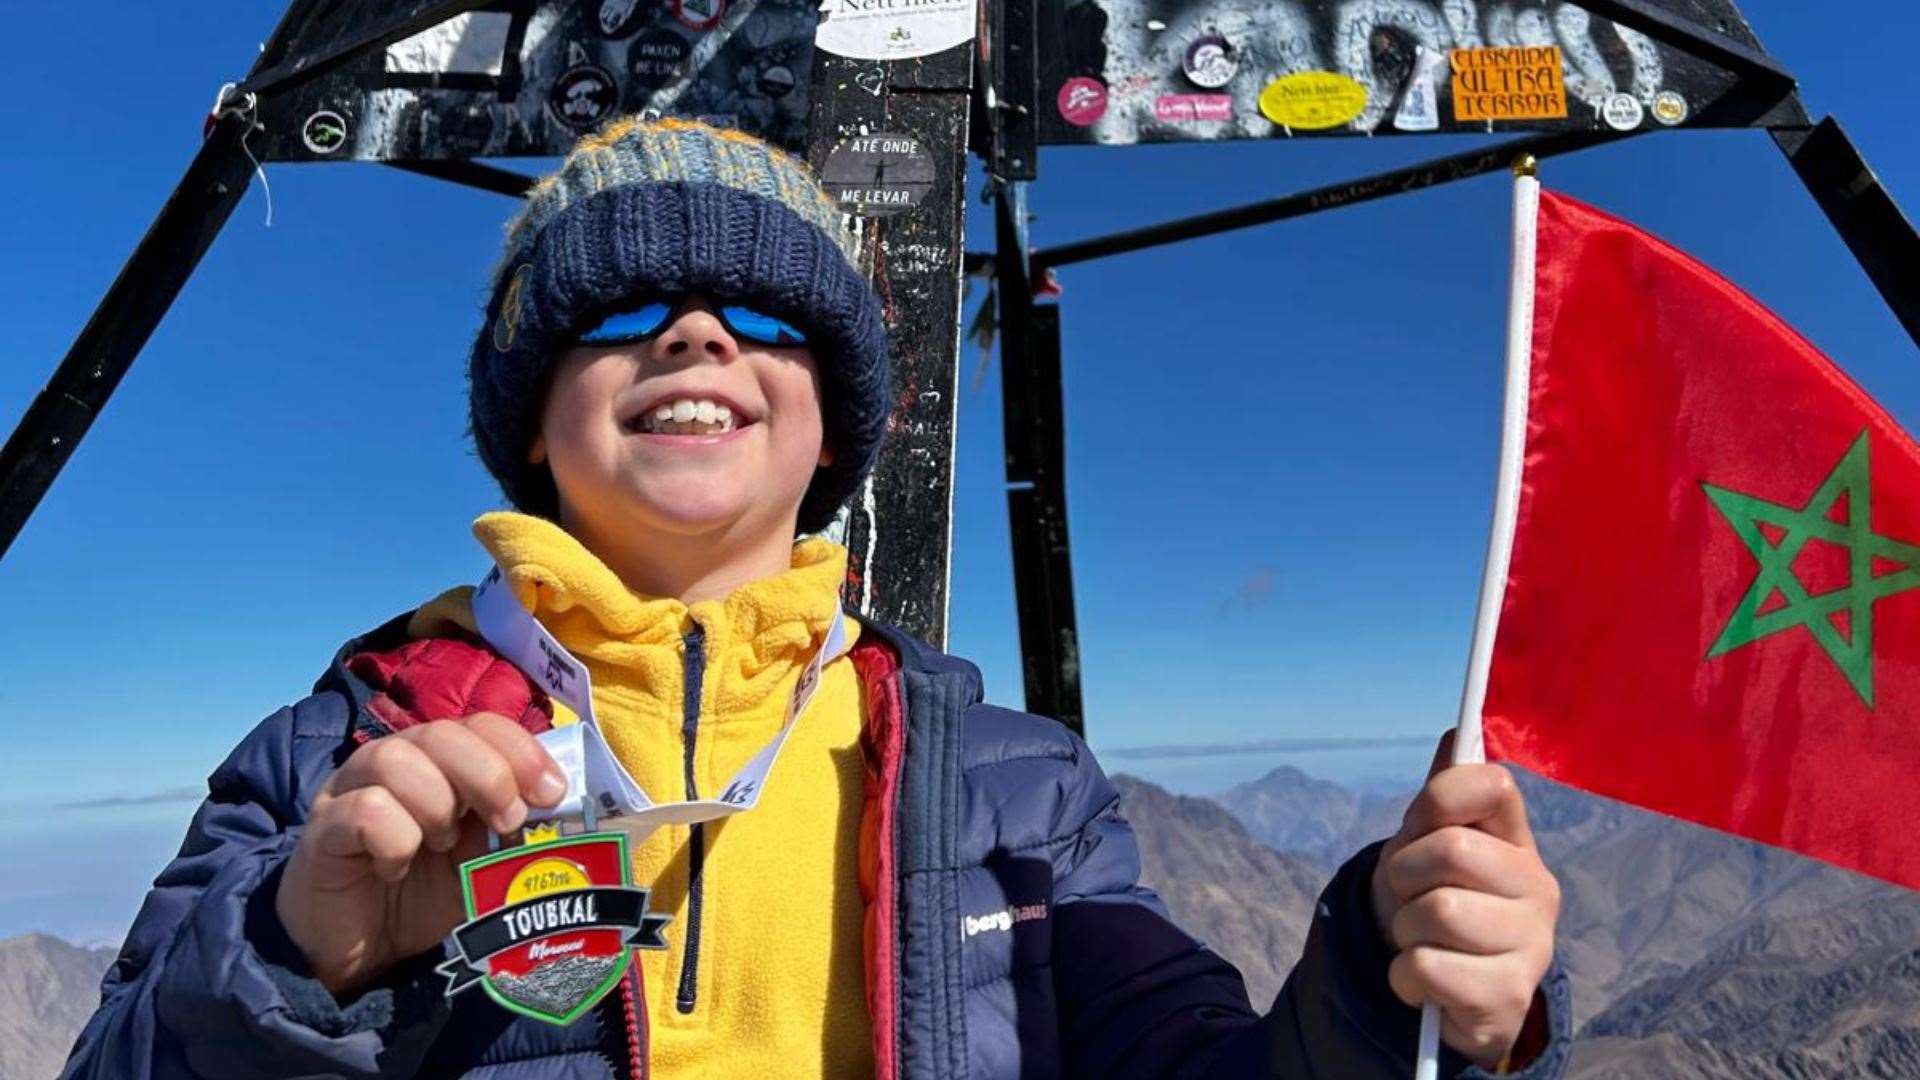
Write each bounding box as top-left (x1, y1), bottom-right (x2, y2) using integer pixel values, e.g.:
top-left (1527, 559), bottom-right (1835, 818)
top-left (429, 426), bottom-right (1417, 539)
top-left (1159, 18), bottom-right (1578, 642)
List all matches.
top-left (610, 483), bottom-right (782, 535)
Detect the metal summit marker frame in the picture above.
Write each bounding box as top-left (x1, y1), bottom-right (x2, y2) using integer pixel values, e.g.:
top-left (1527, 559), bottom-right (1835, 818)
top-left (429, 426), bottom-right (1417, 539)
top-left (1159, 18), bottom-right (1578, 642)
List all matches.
top-left (0, 0), bottom-right (972, 647)
top-left (977, 0), bottom-right (1919, 732)
top-left (2, 0), bottom-right (1917, 737)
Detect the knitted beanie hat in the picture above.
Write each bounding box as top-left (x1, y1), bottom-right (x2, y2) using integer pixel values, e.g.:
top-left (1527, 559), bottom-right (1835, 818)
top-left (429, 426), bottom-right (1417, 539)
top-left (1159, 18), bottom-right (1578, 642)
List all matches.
top-left (468, 117), bottom-right (889, 535)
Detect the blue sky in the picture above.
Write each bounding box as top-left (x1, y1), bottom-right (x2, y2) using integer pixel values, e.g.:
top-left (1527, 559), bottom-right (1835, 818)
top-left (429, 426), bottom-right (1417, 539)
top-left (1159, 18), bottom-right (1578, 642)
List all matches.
top-left (3, 3), bottom-right (1917, 942)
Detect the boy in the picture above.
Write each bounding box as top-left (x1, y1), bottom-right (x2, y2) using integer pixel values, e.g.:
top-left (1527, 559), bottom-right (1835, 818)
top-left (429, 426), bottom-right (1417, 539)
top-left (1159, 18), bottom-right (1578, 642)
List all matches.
top-left (62, 118), bottom-right (1567, 1079)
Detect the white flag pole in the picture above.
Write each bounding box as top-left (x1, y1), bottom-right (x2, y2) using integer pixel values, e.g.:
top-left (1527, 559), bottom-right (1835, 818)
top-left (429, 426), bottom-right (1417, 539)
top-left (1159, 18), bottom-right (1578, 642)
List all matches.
top-left (1415, 155), bottom-right (1540, 1080)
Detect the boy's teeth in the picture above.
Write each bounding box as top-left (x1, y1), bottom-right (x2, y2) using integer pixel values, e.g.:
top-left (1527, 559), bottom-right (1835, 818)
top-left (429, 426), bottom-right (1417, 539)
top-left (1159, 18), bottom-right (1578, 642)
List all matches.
top-left (639, 398), bottom-right (739, 434)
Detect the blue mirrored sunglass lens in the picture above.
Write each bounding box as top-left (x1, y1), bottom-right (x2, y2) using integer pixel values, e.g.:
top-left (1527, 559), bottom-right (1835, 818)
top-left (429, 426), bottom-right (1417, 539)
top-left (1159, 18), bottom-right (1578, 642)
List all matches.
top-left (577, 302), bottom-right (674, 343)
top-left (720, 305), bottom-right (808, 346)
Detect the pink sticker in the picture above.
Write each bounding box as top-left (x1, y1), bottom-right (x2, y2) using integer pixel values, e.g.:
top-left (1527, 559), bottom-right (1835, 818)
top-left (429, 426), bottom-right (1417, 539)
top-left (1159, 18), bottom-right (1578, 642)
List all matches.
top-left (1154, 93), bottom-right (1234, 122)
top-left (1057, 77), bottom-right (1108, 126)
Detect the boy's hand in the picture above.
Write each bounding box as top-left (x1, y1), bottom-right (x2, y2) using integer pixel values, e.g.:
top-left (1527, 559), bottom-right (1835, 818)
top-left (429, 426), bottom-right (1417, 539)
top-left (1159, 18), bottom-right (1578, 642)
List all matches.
top-left (1369, 732), bottom-right (1560, 1070)
top-left (275, 713), bottom-right (569, 997)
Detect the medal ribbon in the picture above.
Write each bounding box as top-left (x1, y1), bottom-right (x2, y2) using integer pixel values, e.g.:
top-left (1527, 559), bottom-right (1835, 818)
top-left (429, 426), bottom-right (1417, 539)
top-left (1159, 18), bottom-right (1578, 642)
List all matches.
top-left (471, 562), bottom-right (850, 840)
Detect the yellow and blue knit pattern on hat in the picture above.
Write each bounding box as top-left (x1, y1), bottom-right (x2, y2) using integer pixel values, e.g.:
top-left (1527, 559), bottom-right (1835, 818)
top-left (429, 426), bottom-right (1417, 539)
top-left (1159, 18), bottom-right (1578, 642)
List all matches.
top-left (469, 117), bottom-right (889, 535)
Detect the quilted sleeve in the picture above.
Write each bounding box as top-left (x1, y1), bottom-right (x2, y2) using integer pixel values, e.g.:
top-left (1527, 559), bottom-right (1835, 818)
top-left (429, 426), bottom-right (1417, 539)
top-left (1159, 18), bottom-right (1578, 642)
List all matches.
top-left (1047, 744), bottom-right (1572, 1079)
top-left (57, 697), bottom-right (451, 1080)
top-left (1044, 734), bottom-right (1268, 1078)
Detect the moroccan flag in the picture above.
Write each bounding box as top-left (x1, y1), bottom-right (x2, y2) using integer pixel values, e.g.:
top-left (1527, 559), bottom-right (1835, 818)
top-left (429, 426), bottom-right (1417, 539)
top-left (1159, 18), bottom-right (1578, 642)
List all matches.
top-left (1464, 176), bottom-right (1920, 891)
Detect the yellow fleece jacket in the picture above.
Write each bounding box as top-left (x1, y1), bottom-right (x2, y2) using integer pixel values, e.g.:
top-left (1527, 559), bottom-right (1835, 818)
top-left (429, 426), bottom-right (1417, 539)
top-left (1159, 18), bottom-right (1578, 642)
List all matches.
top-left (410, 512), bottom-right (874, 1078)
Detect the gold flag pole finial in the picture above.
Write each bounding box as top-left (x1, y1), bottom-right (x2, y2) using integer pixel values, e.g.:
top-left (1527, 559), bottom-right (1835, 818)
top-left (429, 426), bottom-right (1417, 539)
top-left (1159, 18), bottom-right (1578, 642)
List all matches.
top-left (1511, 153), bottom-right (1539, 178)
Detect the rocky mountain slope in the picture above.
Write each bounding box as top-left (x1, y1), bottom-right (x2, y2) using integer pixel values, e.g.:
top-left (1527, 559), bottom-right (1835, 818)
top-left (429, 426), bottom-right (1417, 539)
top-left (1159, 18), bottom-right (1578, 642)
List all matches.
top-left (1181, 763), bottom-right (1920, 1078)
top-left (0, 934), bottom-right (114, 1080)
top-left (1114, 774), bottom-right (1328, 1007)
top-left (11, 767), bottom-right (1920, 1079)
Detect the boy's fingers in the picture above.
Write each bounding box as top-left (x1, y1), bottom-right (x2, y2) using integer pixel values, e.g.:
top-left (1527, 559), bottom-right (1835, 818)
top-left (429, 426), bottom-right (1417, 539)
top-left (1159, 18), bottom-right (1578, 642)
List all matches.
top-left (1389, 886), bottom-right (1538, 956)
top-left (460, 712), bottom-right (569, 809)
top-left (405, 721), bottom-right (530, 835)
top-left (1399, 764), bottom-right (1535, 851)
top-left (450, 814), bottom-right (493, 865)
top-left (1384, 825), bottom-right (1534, 902)
top-left (313, 786), bottom-right (423, 883)
top-left (327, 736), bottom-right (462, 851)
top-left (1386, 945), bottom-right (1538, 1023)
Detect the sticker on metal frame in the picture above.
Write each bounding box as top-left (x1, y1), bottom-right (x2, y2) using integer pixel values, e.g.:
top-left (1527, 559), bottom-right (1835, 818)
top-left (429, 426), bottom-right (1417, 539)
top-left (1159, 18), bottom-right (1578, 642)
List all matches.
top-left (1181, 35), bottom-right (1237, 90)
top-left (1652, 90), bottom-right (1690, 126)
top-left (302, 110), bottom-right (349, 155)
top-left (1602, 92), bottom-right (1646, 131)
top-left (819, 132), bottom-right (937, 218)
top-left (595, 0), bottom-right (648, 38)
top-left (814, 0), bottom-right (974, 61)
top-left (1057, 77), bottom-right (1108, 127)
top-left (549, 53), bottom-right (619, 132)
top-left (673, 0), bottom-right (726, 33)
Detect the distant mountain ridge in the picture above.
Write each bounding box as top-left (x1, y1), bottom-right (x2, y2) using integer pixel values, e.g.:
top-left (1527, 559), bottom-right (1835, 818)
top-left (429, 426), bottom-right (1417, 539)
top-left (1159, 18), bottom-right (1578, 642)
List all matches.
top-left (1216, 763), bottom-right (1405, 871)
top-left (11, 766), bottom-right (1920, 1079)
top-left (1133, 764), bottom-right (1920, 1079)
top-left (0, 933), bottom-right (114, 1080)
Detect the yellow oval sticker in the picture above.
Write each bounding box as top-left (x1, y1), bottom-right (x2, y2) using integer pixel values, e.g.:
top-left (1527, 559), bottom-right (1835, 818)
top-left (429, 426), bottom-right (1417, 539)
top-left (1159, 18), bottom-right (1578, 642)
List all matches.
top-left (1258, 71), bottom-right (1368, 130)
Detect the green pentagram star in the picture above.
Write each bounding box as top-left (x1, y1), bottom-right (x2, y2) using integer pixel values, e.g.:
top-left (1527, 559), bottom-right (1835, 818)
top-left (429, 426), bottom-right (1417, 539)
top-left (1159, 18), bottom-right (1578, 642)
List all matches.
top-left (1703, 429), bottom-right (1920, 707)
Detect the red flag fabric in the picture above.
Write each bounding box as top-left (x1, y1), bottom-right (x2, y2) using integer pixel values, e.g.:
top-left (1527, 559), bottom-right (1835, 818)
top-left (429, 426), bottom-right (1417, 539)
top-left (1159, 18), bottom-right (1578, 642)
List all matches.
top-left (1482, 188), bottom-right (1920, 891)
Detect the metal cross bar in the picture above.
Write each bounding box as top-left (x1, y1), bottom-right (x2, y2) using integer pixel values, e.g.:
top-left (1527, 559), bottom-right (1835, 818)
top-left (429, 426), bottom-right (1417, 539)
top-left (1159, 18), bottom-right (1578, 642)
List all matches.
top-left (1033, 129), bottom-right (1625, 272)
top-left (1774, 117), bottom-right (1920, 350)
top-left (386, 159), bottom-right (537, 198)
top-left (1568, 0), bottom-right (1795, 94)
top-left (0, 110), bottom-right (263, 558)
top-left (239, 0), bottom-right (495, 100)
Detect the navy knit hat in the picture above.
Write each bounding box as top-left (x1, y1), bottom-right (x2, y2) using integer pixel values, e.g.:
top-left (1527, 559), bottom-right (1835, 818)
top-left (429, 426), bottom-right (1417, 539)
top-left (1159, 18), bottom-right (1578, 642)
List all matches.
top-left (469, 117), bottom-right (889, 535)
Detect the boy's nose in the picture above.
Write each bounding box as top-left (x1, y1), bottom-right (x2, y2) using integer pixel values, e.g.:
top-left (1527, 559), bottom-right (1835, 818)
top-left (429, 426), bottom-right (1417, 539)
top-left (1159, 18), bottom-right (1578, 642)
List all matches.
top-left (657, 299), bottom-right (737, 362)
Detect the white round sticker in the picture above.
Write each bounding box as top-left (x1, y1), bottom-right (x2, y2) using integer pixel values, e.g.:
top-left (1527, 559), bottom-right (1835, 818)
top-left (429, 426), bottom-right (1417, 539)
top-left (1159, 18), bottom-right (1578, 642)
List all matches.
top-left (1601, 92), bottom-right (1645, 132)
top-left (1182, 35), bottom-right (1237, 90)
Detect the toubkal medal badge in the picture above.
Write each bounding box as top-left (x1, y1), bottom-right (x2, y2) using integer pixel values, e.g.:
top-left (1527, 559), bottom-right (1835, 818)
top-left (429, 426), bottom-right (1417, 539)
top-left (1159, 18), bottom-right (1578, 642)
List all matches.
top-left (439, 799), bottom-right (671, 1025)
top-left (442, 563), bottom-right (848, 1025)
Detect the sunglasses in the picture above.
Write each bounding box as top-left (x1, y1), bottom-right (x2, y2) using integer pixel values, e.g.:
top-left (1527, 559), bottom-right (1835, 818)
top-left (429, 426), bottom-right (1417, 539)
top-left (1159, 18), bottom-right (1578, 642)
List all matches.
top-left (574, 298), bottom-right (809, 348)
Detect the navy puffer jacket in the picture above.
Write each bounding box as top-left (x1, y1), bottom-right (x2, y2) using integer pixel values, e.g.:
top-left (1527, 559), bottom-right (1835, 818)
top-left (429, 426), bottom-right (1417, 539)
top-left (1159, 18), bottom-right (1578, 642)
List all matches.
top-left (59, 614), bottom-right (1570, 1078)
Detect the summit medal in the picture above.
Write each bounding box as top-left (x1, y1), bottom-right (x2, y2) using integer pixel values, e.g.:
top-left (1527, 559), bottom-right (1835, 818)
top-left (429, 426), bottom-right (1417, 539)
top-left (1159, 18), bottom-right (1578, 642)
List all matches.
top-left (446, 554), bottom-right (849, 1024)
top-left (441, 819), bottom-right (671, 1025)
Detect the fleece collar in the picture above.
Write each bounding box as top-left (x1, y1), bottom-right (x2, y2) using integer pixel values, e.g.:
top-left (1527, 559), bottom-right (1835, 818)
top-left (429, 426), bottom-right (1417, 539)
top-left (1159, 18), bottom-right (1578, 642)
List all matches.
top-left (405, 511), bottom-right (855, 725)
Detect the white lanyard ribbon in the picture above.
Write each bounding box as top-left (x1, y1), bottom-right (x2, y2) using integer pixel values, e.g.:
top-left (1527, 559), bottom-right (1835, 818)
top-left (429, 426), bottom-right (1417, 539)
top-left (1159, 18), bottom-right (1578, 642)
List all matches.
top-left (471, 563), bottom-right (849, 840)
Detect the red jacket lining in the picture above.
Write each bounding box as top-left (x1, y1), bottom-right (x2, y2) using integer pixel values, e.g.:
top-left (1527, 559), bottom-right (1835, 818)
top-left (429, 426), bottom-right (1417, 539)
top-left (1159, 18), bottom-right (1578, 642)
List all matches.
top-left (343, 631), bottom-right (906, 1080)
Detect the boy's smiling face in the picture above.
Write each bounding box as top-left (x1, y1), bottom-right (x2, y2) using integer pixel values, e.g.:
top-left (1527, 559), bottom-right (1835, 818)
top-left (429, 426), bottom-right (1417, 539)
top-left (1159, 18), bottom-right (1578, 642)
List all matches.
top-left (529, 293), bottom-right (830, 544)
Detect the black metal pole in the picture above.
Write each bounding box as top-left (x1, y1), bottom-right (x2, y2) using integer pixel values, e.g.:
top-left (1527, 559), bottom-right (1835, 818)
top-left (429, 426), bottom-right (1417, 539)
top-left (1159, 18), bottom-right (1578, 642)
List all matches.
top-left (0, 0), bottom-right (495, 559)
top-left (0, 114), bottom-right (258, 558)
top-left (982, 0), bottom-right (1038, 182)
top-left (805, 41), bottom-right (973, 647)
top-left (1034, 129), bottom-right (1624, 272)
top-left (386, 158), bottom-right (536, 198)
top-left (1773, 116), bottom-right (1920, 351)
top-left (995, 181), bottom-right (1085, 733)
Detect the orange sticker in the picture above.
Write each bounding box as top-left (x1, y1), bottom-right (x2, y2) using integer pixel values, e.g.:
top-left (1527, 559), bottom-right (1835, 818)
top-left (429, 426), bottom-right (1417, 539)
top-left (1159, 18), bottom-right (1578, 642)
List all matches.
top-left (1448, 46), bottom-right (1567, 122)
